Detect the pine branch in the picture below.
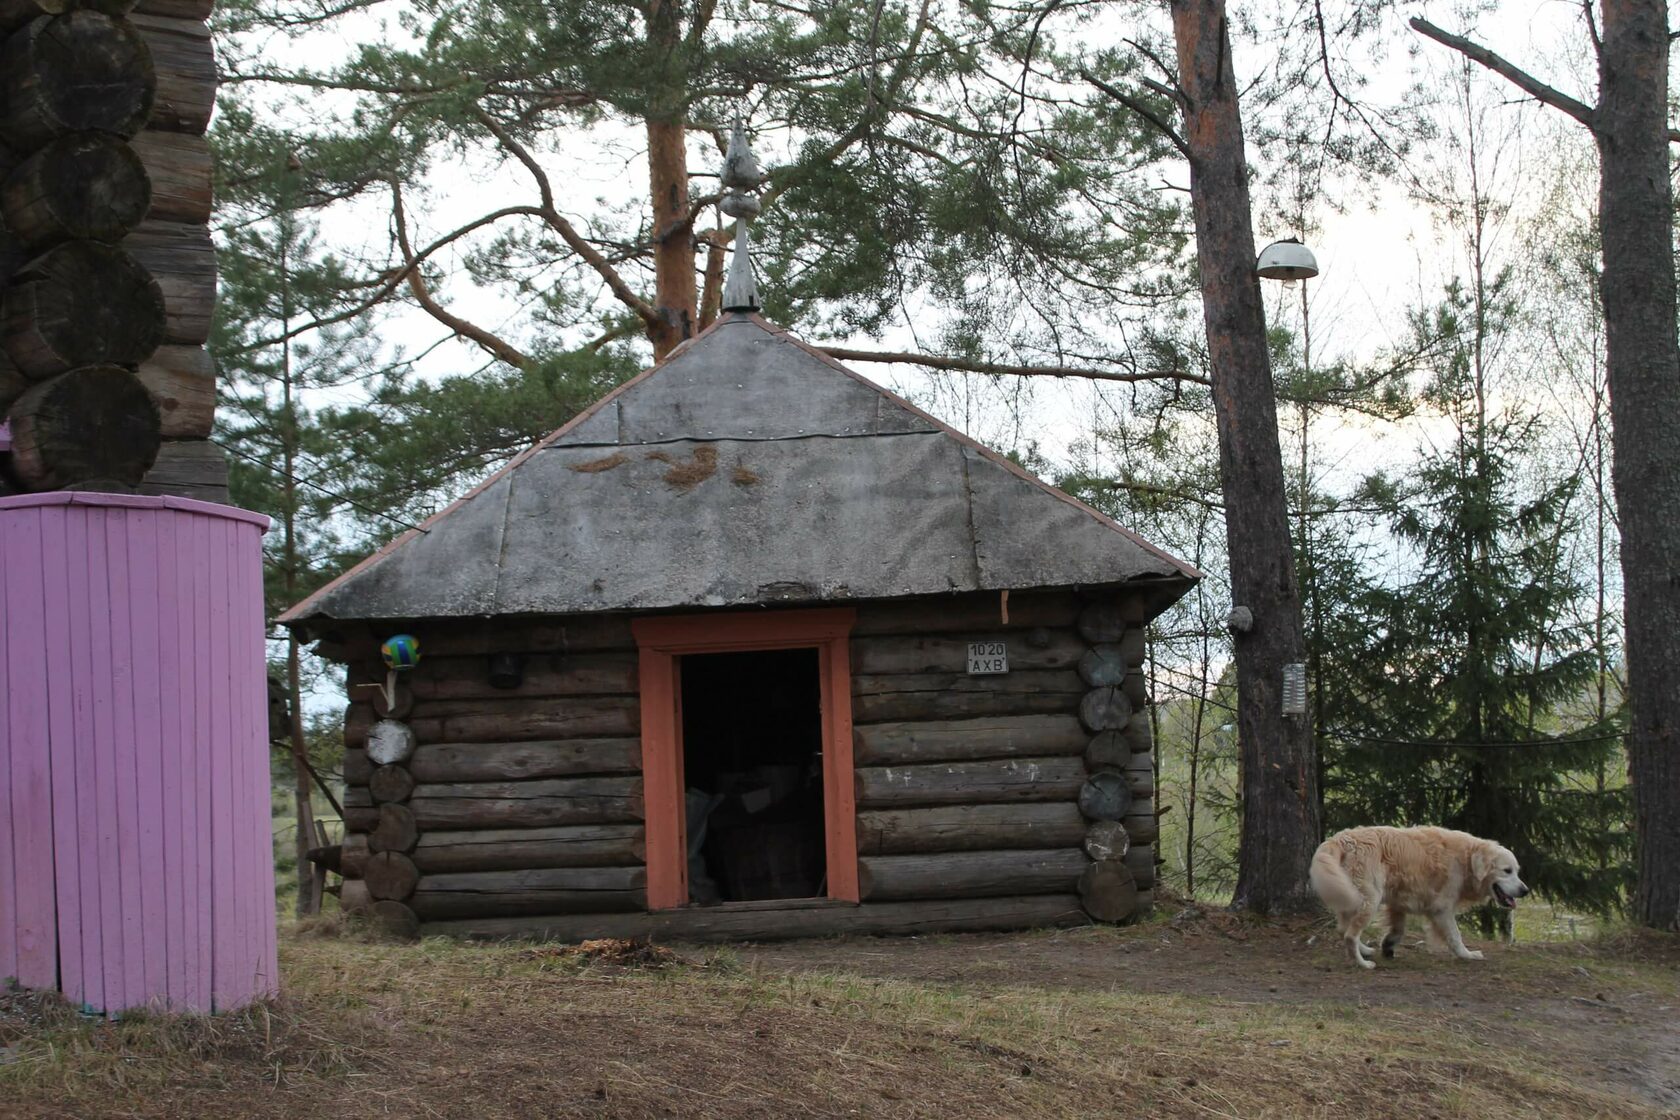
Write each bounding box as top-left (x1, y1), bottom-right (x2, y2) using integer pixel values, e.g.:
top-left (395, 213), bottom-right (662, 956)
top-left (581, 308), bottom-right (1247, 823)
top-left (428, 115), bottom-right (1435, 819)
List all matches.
top-left (1081, 70), bottom-right (1190, 159)
top-left (817, 346), bottom-right (1209, 386)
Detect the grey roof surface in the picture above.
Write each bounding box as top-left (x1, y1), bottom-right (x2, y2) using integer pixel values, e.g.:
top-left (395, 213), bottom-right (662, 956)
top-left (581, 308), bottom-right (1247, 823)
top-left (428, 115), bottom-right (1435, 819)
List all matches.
top-left (281, 314), bottom-right (1198, 624)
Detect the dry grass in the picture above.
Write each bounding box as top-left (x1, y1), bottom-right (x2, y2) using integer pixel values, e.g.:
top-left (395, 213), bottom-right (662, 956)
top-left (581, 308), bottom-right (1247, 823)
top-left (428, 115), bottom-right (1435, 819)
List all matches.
top-left (568, 451), bottom-right (631, 473)
top-left (2, 913), bottom-right (1675, 1119)
top-left (645, 446), bottom-right (718, 489)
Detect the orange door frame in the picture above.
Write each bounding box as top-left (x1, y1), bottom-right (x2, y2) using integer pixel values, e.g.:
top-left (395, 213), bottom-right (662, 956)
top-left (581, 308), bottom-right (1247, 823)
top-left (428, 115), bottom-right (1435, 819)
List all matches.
top-left (631, 608), bottom-right (859, 910)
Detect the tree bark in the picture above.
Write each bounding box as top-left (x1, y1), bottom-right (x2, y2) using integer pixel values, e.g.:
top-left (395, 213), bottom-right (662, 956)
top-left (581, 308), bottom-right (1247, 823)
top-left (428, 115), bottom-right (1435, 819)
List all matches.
top-left (643, 0), bottom-right (694, 360)
top-left (1596, 0), bottom-right (1680, 931)
top-left (1170, 0), bottom-right (1320, 913)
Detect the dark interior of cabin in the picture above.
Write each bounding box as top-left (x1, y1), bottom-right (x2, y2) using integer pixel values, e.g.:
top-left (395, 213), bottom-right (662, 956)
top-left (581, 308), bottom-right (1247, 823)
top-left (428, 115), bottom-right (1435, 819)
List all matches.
top-left (679, 648), bottom-right (826, 904)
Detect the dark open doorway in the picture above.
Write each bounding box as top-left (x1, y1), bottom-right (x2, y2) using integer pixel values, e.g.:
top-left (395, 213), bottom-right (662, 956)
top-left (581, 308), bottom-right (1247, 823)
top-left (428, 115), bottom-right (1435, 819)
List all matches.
top-left (679, 648), bottom-right (826, 904)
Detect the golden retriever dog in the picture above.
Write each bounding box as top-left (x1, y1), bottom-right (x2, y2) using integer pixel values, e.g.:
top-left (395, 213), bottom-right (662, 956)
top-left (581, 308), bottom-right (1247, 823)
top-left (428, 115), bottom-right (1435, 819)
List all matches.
top-left (1309, 826), bottom-right (1529, 970)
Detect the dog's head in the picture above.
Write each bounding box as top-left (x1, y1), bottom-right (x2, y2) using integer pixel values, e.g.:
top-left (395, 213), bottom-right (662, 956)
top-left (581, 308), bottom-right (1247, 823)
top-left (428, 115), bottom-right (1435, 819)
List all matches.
top-left (1471, 842), bottom-right (1530, 909)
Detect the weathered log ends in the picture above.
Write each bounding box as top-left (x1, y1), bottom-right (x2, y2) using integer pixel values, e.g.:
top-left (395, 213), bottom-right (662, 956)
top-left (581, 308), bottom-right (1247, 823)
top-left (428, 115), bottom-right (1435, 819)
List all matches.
top-left (1074, 599), bottom-right (1155, 924)
top-left (7, 364), bottom-right (159, 488)
top-left (0, 13), bottom-right (155, 149)
top-left (1, 132), bottom-right (149, 247)
top-left (2, 240), bottom-right (165, 376)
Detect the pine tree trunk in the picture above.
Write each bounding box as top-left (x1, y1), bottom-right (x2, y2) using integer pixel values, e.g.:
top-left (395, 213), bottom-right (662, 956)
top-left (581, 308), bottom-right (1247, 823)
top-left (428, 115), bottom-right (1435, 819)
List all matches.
top-left (1170, 0), bottom-right (1320, 914)
top-left (1596, 0), bottom-right (1680, 931)
top-left (643, 0), bottom-right (694, 360)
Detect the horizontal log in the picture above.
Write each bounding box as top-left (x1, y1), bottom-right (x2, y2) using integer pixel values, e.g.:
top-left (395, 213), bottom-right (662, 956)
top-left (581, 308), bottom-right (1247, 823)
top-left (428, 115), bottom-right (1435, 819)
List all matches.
top-left (122, 219), bottom-right (213, 343)
top-left (342, 748), bottom-right (371, 785)
top-left (1123, 670), bottom-right (1147, 708)
top-left (1078, 861), bottom-right (1139, 923)
top-left (849, 631), bottom-right (1085, 675)
top-left (423, 894), bottom-right (1090, 943)
top-left (367, 719), bottom-right (416, 765)
top-left (2, 240), bottom-right (165, 376)
top-left (852, 670), bottom-right (1085, 724)
top-left (409, 866), bottom-right (646, 919)
top-left (407, 738), bottom-right (641, 783)
top-left (1078, 686), bottom-right (1132, 731)
top-left (851, 592), bottom-right (1078, 636)
top-left (364, 850), bottom-right (418, 900)
top-left (1123, 810), bottom-right (1158, 845)
top-left (1083, 820), bottom-right (1129, 862)
top-left (129, 13), bottom-right (214, 134)
top-left (1078, 771), bottom-right (1133, 822)
top-left (347, 651), bottom-right (637, 702)
top-left (856, 802), bottom-right (1086, 856)
top-left (346, 696), bottom-right (640, 747)
top-left (339, 615), bottom-right (636, 661)
top-left (0, 12), bottom-right (155, 149)
top-left (1123, 843), bottom-right (1156, 891)
top-left (8, 365), bottom-right (160, 489)
top-left (136, 437), bottom-right (226, 503)
top-left (370, 900), bottom-right (419, 939)
top-left (338, 878), bottom-right (370, 913)
top-left (0, 347), bottom-right (28, 413)
top-left (369, 764), bottom-right (415, 804)
top-left (134, 343), bottom-right (212, 437)
top-left (852, 714), bottom-right (1086, 766)
top-left (854, 755), bottom-right (1085, 808)
top-left (1, 131), bottom-right (149, 249)
top-left (408, 776), bottom-right (643, 830)
top-left (1127, 751), bottom-right (1155, 798)
top-left (343, 807), bottom-right (378, 831)
top-left (129, 129), bottom-right (211, 224)
top-left (370, 803), bottom-right (418, 853)
top-left (858, 848), bottom-right (1086, 901)
top-left (1084, 729), bottom-right (1131, 770)
top-left (412, 824), bottom-right (645, 874)
top-left (134, 0), bottom-right (211, 16)
top-left (341, 832), bottom-right (369, 877)
top-left (1118, 628), bottom-right (1147, 667)
top-left (1077, 601), bottom-right (1126, 644)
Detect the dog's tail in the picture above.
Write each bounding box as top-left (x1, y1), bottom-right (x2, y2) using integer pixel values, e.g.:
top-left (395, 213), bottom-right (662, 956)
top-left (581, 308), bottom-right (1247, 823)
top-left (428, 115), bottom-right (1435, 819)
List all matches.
top-left (1308, 838), bottom-right (1362, 914)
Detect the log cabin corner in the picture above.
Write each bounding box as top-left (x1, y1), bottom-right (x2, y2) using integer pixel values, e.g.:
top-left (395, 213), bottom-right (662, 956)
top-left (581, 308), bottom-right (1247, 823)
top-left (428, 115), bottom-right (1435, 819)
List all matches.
top-left (279, 310), bottom-right (1199, 941)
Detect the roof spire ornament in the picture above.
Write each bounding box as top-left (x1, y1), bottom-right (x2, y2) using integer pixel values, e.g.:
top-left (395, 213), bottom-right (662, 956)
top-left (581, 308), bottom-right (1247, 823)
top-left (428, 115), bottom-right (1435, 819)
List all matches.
top-left (719, 120), bottom-right (763, 313)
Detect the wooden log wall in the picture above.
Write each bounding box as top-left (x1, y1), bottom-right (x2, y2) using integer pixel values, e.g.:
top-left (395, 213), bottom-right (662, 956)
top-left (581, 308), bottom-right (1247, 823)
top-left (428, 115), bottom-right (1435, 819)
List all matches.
top-left (333, 620), bottom-right (647, 933)
top-left (848, 589), bottom-right (1157, 923)
top-left (326, 590), bottom-right (1161, 939)
top-left (0, 0), bottom-right (223, 500)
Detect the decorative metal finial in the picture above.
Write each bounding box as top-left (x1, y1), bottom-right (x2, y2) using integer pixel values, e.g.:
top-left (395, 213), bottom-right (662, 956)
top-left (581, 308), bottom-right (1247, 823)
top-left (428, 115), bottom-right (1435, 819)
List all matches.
top-left (720, 120), bottom-right (763, 312)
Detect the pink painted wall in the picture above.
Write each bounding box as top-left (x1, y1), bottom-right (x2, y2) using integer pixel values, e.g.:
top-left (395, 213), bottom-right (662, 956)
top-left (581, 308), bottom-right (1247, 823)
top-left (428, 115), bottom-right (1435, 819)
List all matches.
top-left (0, 492), bottom-right (276, 1015)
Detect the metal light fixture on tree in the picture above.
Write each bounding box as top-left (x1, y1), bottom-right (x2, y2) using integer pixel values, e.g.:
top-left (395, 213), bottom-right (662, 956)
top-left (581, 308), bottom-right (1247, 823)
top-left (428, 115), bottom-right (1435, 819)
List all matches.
top-left (1255, 238), bottom-right (1318, 287)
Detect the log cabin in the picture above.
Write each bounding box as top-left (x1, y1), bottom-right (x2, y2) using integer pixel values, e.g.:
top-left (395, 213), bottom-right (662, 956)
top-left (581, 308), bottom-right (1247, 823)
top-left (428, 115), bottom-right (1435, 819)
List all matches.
top-left (281, 304), bottom-right (1199, 941)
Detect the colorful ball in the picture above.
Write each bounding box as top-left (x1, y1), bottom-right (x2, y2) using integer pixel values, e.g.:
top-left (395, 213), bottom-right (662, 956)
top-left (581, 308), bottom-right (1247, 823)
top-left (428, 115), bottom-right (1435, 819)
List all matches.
top-left (381, 633), bottom-right (421, 671)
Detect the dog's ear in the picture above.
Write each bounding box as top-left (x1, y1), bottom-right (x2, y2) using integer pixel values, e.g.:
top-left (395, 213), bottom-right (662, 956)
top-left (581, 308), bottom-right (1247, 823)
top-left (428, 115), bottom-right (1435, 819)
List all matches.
top-left (1468, 844), bottom-right (1494, 887)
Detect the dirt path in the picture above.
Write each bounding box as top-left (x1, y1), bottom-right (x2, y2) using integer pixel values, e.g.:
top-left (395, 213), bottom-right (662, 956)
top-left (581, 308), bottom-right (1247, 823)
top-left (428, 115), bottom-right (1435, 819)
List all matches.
top-left (746, 905), bottom-right (1680, 1112)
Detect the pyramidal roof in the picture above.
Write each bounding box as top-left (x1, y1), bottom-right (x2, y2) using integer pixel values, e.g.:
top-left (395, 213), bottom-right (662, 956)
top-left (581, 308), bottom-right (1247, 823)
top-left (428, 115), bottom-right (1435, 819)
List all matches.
top-left (281, 313), bottom-right (1198, 626)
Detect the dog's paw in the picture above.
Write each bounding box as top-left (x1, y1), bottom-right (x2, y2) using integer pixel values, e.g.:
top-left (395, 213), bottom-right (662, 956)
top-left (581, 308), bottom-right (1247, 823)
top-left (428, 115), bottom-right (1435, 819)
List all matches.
top-left (1357, 957), bottom-right (1376, 970)
top-left (1462, 950), bottom-right (1484, 961)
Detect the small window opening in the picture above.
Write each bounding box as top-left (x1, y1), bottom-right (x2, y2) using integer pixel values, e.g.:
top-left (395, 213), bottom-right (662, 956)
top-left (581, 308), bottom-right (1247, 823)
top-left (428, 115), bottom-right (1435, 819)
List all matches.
top-left (679, 648), bottom-right (825, 904)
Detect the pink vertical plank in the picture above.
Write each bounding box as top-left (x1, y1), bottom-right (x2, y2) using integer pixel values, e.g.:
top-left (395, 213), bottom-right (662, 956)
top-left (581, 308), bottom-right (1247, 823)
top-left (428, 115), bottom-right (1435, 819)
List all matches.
top-left (103, 509), bottom-right (145, 1013)
top-left (251, 524), bottom-right (278, 1000)
top-left (206, 514), bottom-right (233, 1011)
top-left (9, 509), bottom-right (58, 990)
top-left (215, 518), bottom-right (247, 1006)
top-left (234, 522), bottom-right (264, 1003)
top-left (62, 506), bottom-right (102, 1012)
top-left (0, 513), bottom-right (22, 985)
top-left (155, 513), bottom-right (186, 1010)
top-left (40, 506), bottom-right (82, 1005)
top-left (191, 512), bottom-right (214, 1011)
top-left (84, 509), bottom-right (126, 1014)
top-left (125, 510), bottom-right (167, 1007)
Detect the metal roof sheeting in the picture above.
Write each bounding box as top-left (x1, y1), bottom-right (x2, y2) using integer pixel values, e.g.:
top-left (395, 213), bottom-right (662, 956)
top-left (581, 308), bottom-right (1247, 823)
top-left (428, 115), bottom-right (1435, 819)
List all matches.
top-left (280, 314), bottom-right (1197, 624)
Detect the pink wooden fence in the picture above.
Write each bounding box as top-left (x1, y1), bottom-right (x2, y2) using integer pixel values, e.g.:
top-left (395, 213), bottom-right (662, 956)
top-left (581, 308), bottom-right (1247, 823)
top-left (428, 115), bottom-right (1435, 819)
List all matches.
top-left (1, 492), bottom-right (276, 1015)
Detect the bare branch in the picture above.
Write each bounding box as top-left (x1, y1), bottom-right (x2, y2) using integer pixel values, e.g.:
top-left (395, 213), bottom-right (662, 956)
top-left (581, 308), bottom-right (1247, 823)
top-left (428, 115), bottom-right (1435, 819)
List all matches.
top-left (817, 346), bottom-right (1209, 386)
top-left (471, 108), bottom-right (663, 326)
top-left (390, 181), bottom-right (531, 368)
top-left (1409, 17), bottom-right (1603, 133)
